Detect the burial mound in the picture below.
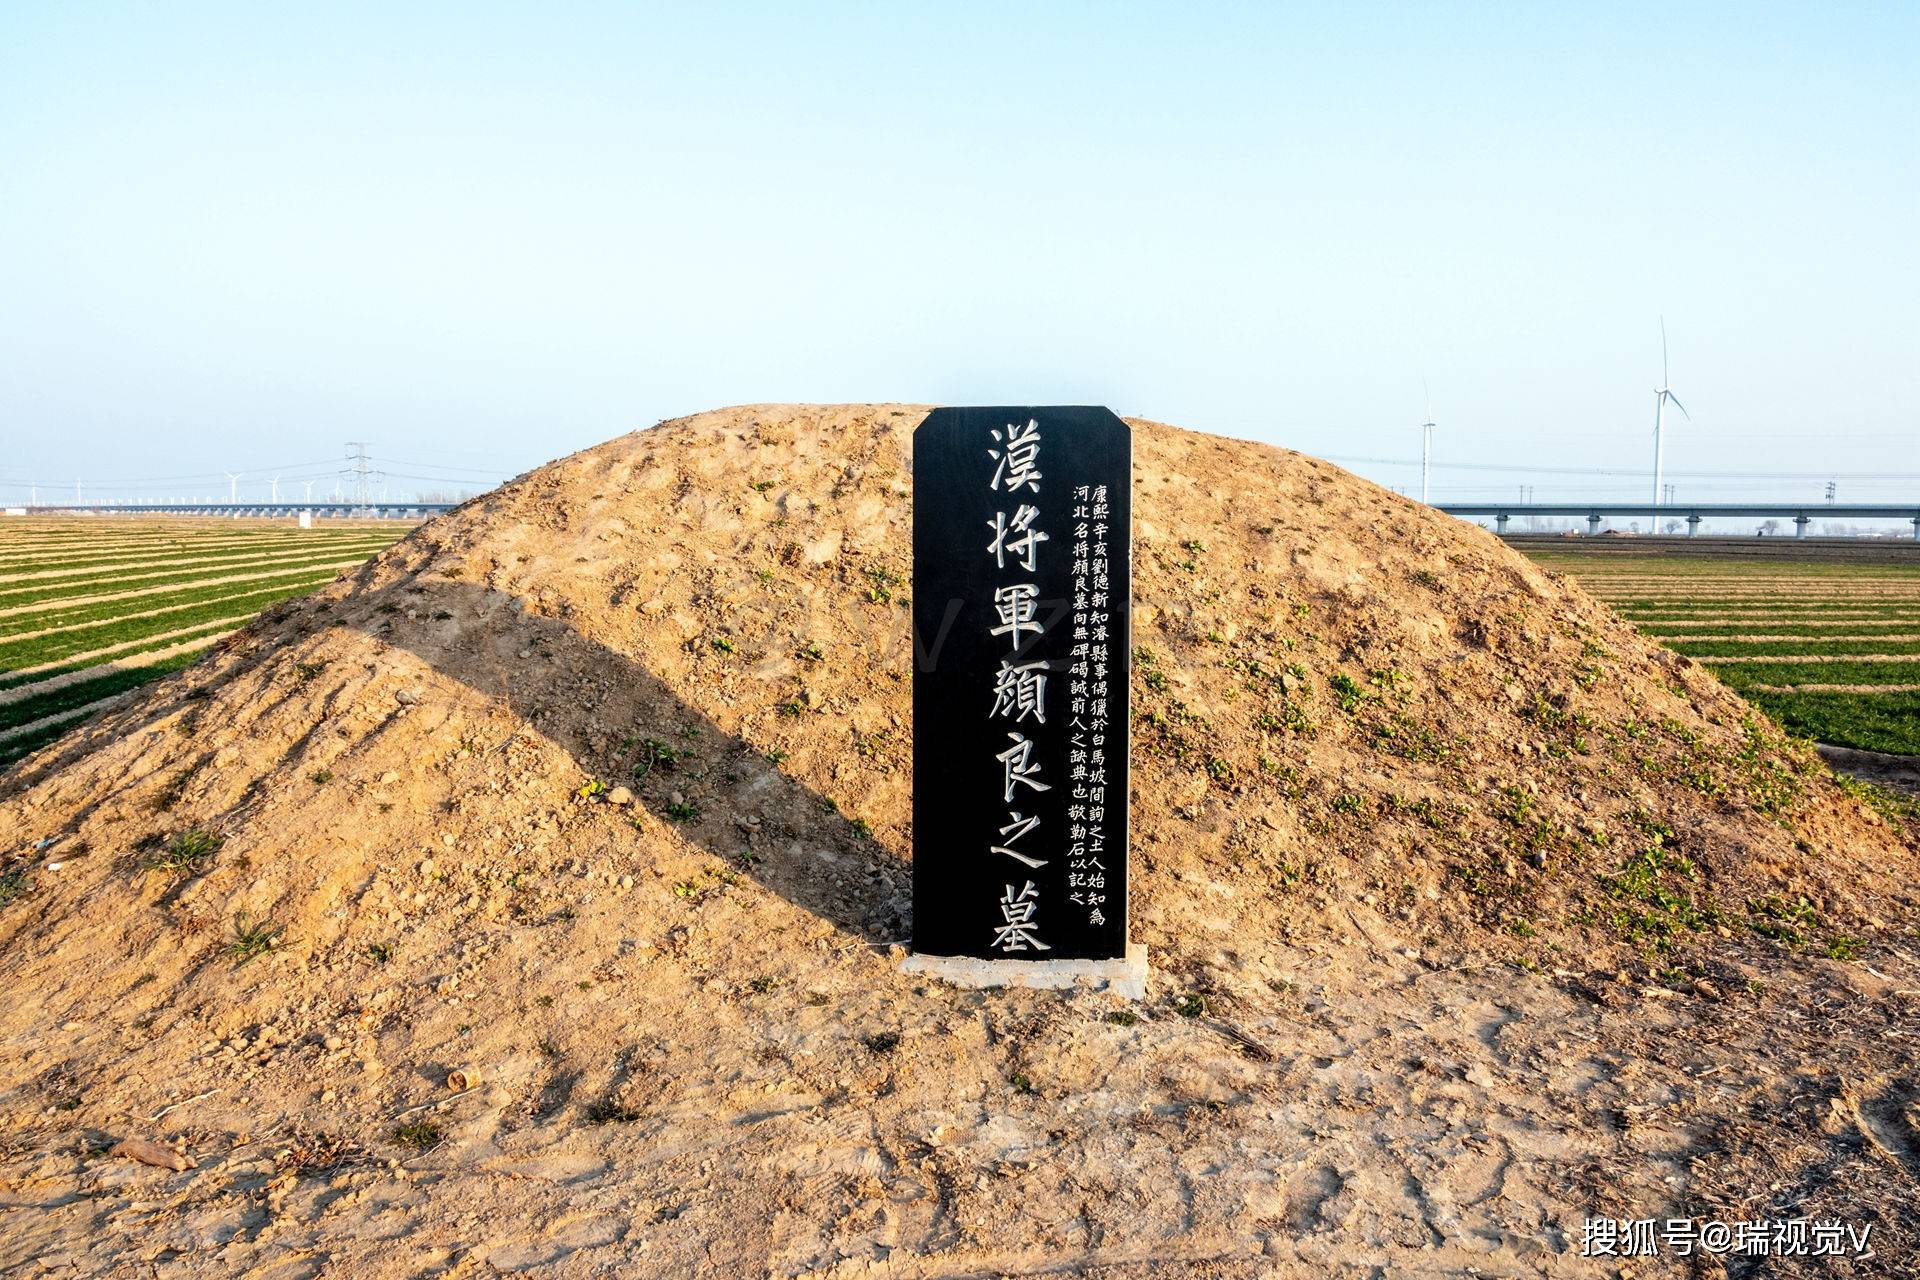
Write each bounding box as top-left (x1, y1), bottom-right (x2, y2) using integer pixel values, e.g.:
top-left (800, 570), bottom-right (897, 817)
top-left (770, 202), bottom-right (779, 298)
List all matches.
top-left (2, 404), bottom-right (1915, 1276)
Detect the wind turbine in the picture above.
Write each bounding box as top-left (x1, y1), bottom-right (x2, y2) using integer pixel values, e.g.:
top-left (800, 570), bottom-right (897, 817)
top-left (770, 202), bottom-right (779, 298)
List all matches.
top-left (1420, 381), bottom-right (1436, 504)
top-left (270, 474), bottom-right (281, 502)
top-left (1651, 318), bottom-right (1690, 510)
top-left (225, 471), bottom-right (242, 504)
top-left (302, 479), bottom-right (315, 504)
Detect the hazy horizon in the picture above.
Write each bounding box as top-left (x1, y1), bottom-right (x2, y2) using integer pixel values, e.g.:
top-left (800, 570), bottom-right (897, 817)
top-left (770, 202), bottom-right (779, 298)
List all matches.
top-left (2, 3), bottom-right (1915, 509)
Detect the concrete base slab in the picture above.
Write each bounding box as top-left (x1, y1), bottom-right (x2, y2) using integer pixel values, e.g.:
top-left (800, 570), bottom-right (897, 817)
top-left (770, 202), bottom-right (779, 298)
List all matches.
top-left (901, 943), bottom-right (1148, 1000)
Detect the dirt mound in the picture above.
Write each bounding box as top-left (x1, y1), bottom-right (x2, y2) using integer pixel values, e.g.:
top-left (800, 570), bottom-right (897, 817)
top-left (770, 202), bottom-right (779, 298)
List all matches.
top-left (3, 404), bottom-right (1917, 1277)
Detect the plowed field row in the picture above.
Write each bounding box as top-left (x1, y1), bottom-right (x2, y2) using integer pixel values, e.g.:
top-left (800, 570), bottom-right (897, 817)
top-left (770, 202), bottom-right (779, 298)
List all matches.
top-left (1526, 550), bottom-right (1920, 755)
top-left (0, 518), bottom-right (411, 767)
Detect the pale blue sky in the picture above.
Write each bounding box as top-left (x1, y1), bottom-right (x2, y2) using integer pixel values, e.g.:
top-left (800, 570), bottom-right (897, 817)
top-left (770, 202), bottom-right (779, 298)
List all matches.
top-left (1, 2), bottom-right (1914, 508)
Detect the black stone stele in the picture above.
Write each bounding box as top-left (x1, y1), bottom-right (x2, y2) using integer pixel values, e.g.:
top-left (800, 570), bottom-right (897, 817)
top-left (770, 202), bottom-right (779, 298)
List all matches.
top-left (911, 406), bottom-right (1131, 962)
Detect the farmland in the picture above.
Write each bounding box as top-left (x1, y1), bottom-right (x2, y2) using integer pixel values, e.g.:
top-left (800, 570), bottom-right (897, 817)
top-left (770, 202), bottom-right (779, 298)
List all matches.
top-left (0, 517), bottom-right (409, 768)
top-left (1524, 546), bottom-right (1920, 756)
top-left (5, 519), bottom-right (1916, 774)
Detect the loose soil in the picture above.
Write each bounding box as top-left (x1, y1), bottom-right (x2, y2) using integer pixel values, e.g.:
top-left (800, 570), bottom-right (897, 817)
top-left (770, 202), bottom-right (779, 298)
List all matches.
top-left (3, 405), bottom-right (1917, 1278)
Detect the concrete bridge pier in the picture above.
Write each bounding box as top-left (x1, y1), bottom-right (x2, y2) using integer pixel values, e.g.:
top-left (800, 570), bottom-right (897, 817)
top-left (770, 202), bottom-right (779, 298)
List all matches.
top-left (1495, 513), bottom-right (1510, 534)
top-left (1795, 515), bottom-right (1812, 539)
top-left (1587, 513), bottom-right (1603, 536)
top-left (1687, 514), bottom-right (1702, 537)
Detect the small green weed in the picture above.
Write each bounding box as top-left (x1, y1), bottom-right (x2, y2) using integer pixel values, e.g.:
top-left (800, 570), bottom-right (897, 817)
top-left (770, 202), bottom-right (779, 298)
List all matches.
top-left (630, 738), bottom-right (686, 779)
top-left (393, 1121), bottom-right (441, 1151)
top-left (223, 912), bottom-right (282, 965)
top-left (1328, 673), bottom-right (1369, 713)
top-left (144, 829), bottom-right (223, 879)
top-left (1747, 894), bottom-right (1818, 945)
top-left (1371, 714), bottom-right (1451, 762)
top-left (583, 1097), bottom-right (641, 1124)
top-left (1823, 935), bottom-right (1863, 961)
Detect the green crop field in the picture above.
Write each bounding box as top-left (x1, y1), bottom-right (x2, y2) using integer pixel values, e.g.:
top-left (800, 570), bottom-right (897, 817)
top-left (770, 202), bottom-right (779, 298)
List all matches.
top-left (6, 522), bottom-right (1913, 773)
top-left (1525, 550), bottom-right (1920, 756)
top-left (0, 517), bottom-right (410, 768)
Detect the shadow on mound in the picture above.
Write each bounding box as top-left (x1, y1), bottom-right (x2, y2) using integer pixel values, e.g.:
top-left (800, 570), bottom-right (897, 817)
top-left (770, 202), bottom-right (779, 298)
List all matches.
top-left (353, 576), bottom-right (911, 948)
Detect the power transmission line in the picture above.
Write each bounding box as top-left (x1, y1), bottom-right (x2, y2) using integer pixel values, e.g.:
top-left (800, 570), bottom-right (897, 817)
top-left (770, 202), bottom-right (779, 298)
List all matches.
top-left (371, 457), bottom-right (515, 476)
top-left (341, 442), bottom-right (383, 512)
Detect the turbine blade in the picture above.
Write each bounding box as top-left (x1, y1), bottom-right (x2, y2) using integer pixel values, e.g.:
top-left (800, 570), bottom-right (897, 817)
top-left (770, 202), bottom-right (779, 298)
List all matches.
top-left (1660, 316), bottom-right (1669, 385)
top-left (1666, 392), bottom-right (1691, 421)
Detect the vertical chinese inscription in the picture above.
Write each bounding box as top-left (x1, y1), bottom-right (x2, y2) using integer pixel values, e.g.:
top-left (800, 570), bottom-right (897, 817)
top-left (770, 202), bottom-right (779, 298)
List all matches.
top-left (985, 418), bottom-right (1051, 951)
top-left (912, 406), bottom-right (1131, 962)
top-left (1068, 480), bottom-right (1113, 931)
